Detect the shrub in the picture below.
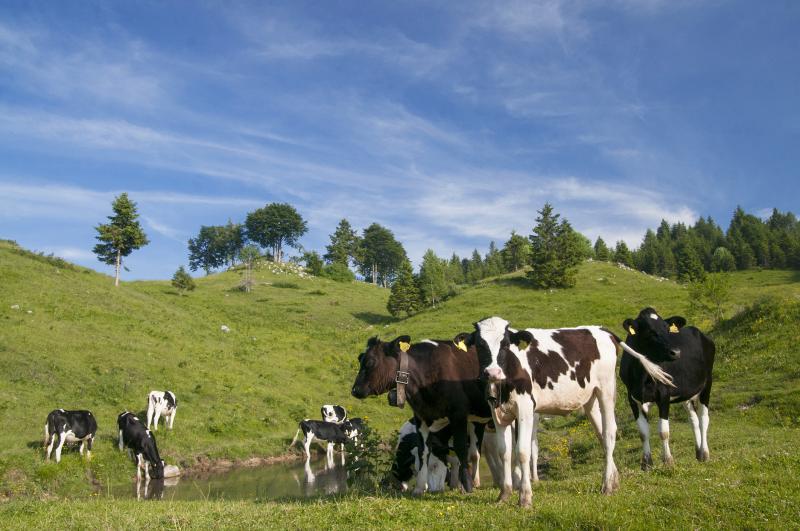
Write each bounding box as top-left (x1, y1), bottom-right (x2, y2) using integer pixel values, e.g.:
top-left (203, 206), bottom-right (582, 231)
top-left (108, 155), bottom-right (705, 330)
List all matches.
top-left (171, 266), bottom-right (196, 294)
top-left (345, 420), bottom-right (393, 494)
top-left (322, 262), bottom-right (355, 282)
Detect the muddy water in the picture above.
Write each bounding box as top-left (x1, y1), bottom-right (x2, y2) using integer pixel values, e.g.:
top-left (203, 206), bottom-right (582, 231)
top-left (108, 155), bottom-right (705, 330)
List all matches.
top-left (111, 458), bottom-right (498, 501)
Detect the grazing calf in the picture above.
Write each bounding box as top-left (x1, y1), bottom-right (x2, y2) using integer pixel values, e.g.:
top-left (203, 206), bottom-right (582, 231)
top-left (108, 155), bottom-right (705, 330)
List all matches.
top-left (351, 336), bottom-right (492, 495)
top-left (44, 409), bottom-right (97, 463)
top-left (147, 390), bottom-right (177, 430)
top-left (465, 317), bottom-right (674, 507)
top-left (620, 308), bottom-right (715, 468)
top-left (118, 410), bottom-right (165, 480)
top-left (290, 420), bottom-right (353, 460)
top-left (389, 419), bottom-right (424, 491)
top-left (321, 404), bottom-right (347, 424)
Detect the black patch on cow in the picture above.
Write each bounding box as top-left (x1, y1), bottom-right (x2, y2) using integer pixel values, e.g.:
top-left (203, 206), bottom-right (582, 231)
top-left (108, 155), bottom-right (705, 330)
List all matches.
top-left (547, 382), bottom-right (554, 389)
top-left (570, 370), bottom-right (576, 380)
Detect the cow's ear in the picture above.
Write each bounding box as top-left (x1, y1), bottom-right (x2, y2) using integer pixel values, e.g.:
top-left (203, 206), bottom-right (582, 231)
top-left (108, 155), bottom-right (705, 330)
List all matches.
top-left (665, 316), bottom-right (686, 333)
top-left (453, 332), bottom-right (473, 352)
top-left (367, 336), bottom-right (380, 348)
top-left (510, 330), bottom-right (533, 351)
top-left (389, 335), bottom-right (412, 356)
top-left (623, 318), bottom-right (637, 336)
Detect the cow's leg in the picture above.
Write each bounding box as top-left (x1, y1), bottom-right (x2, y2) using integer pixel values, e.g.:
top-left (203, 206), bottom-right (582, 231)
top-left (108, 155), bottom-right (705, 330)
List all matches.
top-left (79, 440), bottom-right (85, 456)
top-left (451, 420), bottom-right (473, 493)
top-left (168, 409), bottom-right (176, 429)
top-left (119, 430), bottom-right (124, 451)
top-left (530, 413), bottom-right (540, 483)
top-left (468, 423), bottom-right (481, 488)
top-left (598, 390), bottom-right (620, 494)
top-left (303, 434), bottom-right (314, 460)
top-left (495, 423), bottom-right (514, 502)
top-left (684, 400), bottom-right (702, 459)
top-left (656, 401), bottom-right (673, 466)
top-left (413, 423), bottom-right (431, 496)
top-left (697, 387), bottom-right (711, 461)
top-left (514, 394), bottom-right (535, 508)
top-left (54, 432), bottom-right (66, 463)
top-left (152, 407), bottom-right (162, 431)
top-left (136, 454), bottom-right (143, 481)
top-left (46, 433), bottom-right (56, 461)
top-left (86, 435), bottom-right (93, 460)
top-left (146, 401), bottom-right (155, 430)
top-left (632, 397), bottom-right (652, 470)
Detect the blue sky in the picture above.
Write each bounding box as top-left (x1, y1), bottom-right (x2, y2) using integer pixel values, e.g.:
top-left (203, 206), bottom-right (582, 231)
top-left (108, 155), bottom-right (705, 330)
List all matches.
top-left (1, 1), bottom-right (798, 280)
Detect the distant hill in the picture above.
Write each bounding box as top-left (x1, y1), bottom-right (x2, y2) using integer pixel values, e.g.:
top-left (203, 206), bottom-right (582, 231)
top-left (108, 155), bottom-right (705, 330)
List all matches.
top-left (0, 239), bottom-right (798, 498)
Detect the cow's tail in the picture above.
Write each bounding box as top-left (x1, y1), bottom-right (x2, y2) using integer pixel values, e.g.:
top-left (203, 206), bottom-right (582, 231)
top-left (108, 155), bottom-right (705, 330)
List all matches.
top-left (289, 428), bottom-right (302, 449)
top-left (619, 341), bottom-right (676, 388)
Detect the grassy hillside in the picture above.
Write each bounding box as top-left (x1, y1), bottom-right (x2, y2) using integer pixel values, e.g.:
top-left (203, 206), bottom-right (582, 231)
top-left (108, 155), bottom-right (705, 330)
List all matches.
top-left (1, 240), bottom-right (799, 527)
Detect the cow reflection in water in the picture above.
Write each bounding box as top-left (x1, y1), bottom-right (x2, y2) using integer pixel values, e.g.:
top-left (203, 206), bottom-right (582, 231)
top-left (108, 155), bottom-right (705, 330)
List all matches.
top-left (135, 476), bottom-right (179, 500)
top-left (296, 457), bottom-right (348, 496)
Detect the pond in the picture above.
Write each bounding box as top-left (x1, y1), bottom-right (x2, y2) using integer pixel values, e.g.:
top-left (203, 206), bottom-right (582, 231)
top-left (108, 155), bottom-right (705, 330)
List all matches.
top-left (110, 456), bottom-right (501, 501)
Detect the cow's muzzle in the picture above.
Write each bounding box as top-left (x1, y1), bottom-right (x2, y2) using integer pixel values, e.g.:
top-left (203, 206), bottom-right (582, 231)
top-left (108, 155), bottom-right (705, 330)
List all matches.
top-left (484, 366), bottom-right (505, 383)
top-left (669, 348), bottom-right (681, 360)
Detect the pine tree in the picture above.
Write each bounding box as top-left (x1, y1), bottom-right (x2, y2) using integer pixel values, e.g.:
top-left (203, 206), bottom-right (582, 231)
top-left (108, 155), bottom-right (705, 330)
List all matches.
top-left (387, 259), bottom-right (422, 317)
top-left (484, 241), bottom-right (505, 277)
top-left (418, 249), bottom-right (449, 307)
top-left (613, 240), bottom-right (633, 266)
top-left (447, 253), bottom-right (465, 285)
top-left (593, 237), bottom-right (610, 261)
top-left (93, 193), bottom-right (149, 287)
top-left (527, 203), bottom-right (584, 288)
top-left (171, 266), bottom-right (196, 294)
top-left (466, 249), bottom-right (484, 284)
top-left (676, 239), bottom-right (705, 282)
top-left (502, 231), bottom-right (530, 272)
top-left (325, 219), bottom-right (361, 266)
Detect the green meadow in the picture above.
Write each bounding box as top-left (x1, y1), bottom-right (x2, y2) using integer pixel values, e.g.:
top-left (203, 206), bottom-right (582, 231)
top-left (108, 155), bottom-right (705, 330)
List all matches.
top-left (1, 239), bottom-right (799, 528)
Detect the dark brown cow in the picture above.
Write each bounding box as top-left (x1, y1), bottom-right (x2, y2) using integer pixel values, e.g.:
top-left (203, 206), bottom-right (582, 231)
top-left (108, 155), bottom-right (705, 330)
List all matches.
top-left (350, 336), bottom-right (491, 494)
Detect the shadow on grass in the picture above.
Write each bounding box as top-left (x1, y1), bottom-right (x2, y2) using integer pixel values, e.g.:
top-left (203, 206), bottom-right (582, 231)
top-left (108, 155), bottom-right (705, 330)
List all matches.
top-left (352, 311), bottom-right (396, 326)
top-left (491, 276), bottom-right (537, 289)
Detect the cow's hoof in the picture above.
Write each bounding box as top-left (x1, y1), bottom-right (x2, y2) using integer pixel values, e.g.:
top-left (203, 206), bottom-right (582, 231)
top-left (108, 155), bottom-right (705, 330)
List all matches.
top-left (641, 454), bottom-right (653, 471)
top-left (602, 470), bottom-right (620, 495)
top-left (460, 470), bottom-right (474, 493)
top-left (519, 493), bottom-right (532, 508)
top-left (699, 449), bottom-right (710, 462)
top-left (497, 487), bottom-right (513, 503)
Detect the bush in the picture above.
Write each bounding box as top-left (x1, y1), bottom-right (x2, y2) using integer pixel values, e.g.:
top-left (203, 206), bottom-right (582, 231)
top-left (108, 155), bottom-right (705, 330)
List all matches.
top-left (345, 420), bottom-right (393, 494)
top-left (171, 266), bottom-right (196, 294)
top-left (321, 262), bottom-right (355, 282)
top-left (688, 272), bottom-right (732, 325)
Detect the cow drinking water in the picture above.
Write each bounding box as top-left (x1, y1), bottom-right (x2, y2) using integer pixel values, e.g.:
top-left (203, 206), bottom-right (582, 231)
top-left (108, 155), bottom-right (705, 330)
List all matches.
top-left (118, 410), bottom-right (165, 481)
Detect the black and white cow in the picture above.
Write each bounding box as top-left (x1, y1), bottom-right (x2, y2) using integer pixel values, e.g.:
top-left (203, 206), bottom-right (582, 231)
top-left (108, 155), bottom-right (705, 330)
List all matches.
top-left (146, 390), bottom-right (177, 430)
top-left (290, 419), bottom-right (356, 460)
top-left (44, 409), bottom-right (97, 463)
top-left (351, 336), bottom-right (492, 495)
top-left (620, 308), bottom-right (716, 469)
top-left (465, 316), bottom-right (674, 507)
top-left (118, 410), bottom-right (165, 480)
top-left (321, 404), bottom-right (347, 424)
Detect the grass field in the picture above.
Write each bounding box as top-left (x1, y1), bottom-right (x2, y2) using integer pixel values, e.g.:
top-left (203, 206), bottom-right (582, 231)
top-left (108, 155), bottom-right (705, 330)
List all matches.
top-left (1, 239), bottom-right (799, 528)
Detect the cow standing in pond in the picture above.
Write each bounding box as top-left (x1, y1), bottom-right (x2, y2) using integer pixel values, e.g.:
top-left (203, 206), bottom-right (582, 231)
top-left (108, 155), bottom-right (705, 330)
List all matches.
top-left (118, 411), bottom-right (165, 481)
top-left (620, 308), bottom-right (715, 468)
top-left (44, 409), bottom-right (97, 463)
top-left (351, 336), bottom-right (491, 494)
top-left (146, 390), bottom-right (177, 431)
top-left (465, 316), bottom-right (674, 507)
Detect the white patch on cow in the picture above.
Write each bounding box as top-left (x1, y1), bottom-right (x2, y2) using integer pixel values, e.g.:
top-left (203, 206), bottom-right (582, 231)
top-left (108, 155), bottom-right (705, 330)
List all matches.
top-left (698, 403), bottom-right (710, 459)
top-left (428, 417), bottom-right (450, 433)
top-left (684, 401), bottom-right (702, 449)
top-left (637, 413), bottom-right (651, 458)
top-left (528, 329), bottom-right (564, 357)
top-left (420, 339), bottom-right (439, 346)
top-left (475, 316), bottom-right (509, 376)
top-left (396, 421), bottom-right (417, 447)
top-left (427, 454), bottom-right (448, 492)
top-left (650, 313), bottom-right (659, 320)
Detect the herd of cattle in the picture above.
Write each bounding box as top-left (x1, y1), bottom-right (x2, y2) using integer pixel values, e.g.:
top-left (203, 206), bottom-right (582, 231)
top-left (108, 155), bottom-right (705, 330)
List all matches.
top-left (40, 306), bottom-right (714, 507)
top-left (44, 390), bottom-right (178, 481)
top-left (350, 307), bottom-right (715, 507)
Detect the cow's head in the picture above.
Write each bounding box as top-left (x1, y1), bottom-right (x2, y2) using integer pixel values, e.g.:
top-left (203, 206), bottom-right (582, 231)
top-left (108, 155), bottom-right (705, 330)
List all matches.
top-left (321, 404), bottom-right (346, 424)
top-left (468, 316), bottom-right (532, 383)
top-left (623, 308), bottom-right (686, 362)
top-left (351, 336), bottom-right (411, 399)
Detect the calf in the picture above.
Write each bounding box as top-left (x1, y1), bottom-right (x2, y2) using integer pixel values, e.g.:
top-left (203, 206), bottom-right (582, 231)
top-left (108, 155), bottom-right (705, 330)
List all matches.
top-left (465, 317), bottom-right (674, 507)
top-left (351, 336), bottom-right (491, 494)
top-left (44, 409), bottom-right (97, 463)
top-left (290, 420), bottom-right (353, 460)
top-left (118, 410), bottom-right (165, 480)
top-left (147, 390), bottom-right (177, 430)
top-left (620, 308), bottom-right (715, 468)
top-left (389, 419), bottom-right (424, 491)
top-left (321, 404), bottom-right (347, 424)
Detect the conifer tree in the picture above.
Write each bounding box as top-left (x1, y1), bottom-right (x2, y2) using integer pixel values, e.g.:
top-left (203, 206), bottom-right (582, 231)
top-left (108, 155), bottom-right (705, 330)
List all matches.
top-left (676, 239), bottom-right (705, 282)
top-left (325, 218), bottom-right (361, 266)
top-left (387, 259), bottom-right (422, 317)
top-left (613, 240), bottom-right (633, 266)
top-left (418, 249), bottom-right (449, 307)
top-left (93, 193), bottom-right (149, 287)
top-left (502, 230), bottom-right (531, 272)
top-left (593, 237), bottom-right (610, 261)
top-left (527, 203), bottom-right (584, 288)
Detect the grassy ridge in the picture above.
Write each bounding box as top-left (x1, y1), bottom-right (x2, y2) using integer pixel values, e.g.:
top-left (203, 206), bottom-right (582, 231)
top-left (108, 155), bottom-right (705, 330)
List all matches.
top-left (1, 240), bottom-right (799, 527)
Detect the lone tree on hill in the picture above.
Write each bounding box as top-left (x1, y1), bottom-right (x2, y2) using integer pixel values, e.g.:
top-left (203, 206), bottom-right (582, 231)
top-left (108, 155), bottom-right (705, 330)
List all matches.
top-left (93, 193), bottom-right (149, 287)
top-left (238, 245), bottom-right (261, 293)
top-left (245, 203), bottom-right (307, 263)
top-left (171, 266), bottom-right (196, 294)
top-left (387, 259), bottom-right (422, 317)
top-left (527, 203), bottom-right (585, 289)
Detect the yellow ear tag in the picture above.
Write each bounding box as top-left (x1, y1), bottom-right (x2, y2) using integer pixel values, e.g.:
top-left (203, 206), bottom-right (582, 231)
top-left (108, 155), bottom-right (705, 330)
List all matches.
top-left (517, 340), bottom-right (529, 351)
top-left (628, 326), bottom-right (636, 335)
top-left (669, 323), bottom-right (679, 333)
top-left (399, 341), bottom-right (410, 352)
top-left (456, 340), bottom-right (467, 352)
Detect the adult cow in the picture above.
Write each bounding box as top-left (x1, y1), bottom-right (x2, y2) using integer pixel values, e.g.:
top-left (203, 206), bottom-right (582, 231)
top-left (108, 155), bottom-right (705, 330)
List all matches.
top-left (44, 409), bottom-right (97, 463)
top-left (465, 316), bottom-right (674, 507)
top-left (146, 390), bottom-right (177, 430)
top-left (118, 410), bottom-right (165, 481)
top-left (351, 336), bottom-right (491, 494)
top-left (620, 308), bottom-right (715, 469)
